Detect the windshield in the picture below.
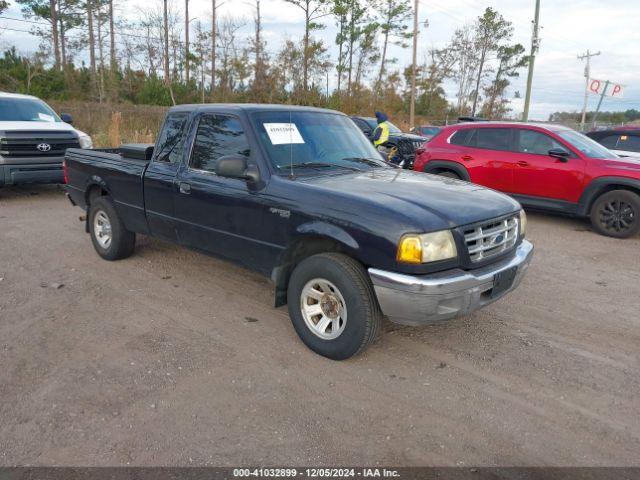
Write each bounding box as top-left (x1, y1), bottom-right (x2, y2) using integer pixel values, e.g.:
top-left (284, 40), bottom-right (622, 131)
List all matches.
top-left (0, 97), bottom-right (61, 123)
top-left (363, 118), bottom-right (402, 134)
top-left (558, 130), bottom-right (618, 159)
top-left (252, 111), bottom-right (388, 173)
top-left (418, 127), bottom-right (440, 136)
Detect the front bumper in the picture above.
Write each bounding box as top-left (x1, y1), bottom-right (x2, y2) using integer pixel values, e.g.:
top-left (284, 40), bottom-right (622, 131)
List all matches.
top-left (369, 240), bottom-right (534, 326)
top-left (0, 163), bottom-right (64, 187)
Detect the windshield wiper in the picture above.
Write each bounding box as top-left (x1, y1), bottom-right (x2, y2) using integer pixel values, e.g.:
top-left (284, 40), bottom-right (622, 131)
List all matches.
top-left (288, 162), bottom-right (363, 172)
top-left (341, 156), bottom-right (398, 168)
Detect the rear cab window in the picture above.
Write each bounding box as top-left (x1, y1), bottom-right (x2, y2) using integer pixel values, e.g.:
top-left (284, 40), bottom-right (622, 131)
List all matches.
top-left (153, 112), bottom-right (189, 164)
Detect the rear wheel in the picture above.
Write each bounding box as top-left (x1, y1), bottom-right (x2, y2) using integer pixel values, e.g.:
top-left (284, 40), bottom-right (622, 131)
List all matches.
top-left (287, 253), bottom-right (382, 360)
top-left (89, 197), bottom-right (136, 260)
top-left (590, 190), bottom-right (640, 238)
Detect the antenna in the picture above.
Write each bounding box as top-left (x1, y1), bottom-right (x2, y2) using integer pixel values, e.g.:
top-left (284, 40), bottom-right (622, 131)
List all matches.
top-left (289, 109), bottom-right (294, 179)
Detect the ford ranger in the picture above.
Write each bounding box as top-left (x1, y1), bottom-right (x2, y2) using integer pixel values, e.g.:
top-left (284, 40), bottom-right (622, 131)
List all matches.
top-left (65, 104), bottom-right (533, 360)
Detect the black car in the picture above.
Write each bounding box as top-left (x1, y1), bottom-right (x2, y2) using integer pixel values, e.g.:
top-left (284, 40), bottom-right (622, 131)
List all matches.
top-left (65, 104), bottom-right (532, 360)
top-left (586, 129), bottom-right (640, 158)
top-left (350, 116), bottom-right (426, 168)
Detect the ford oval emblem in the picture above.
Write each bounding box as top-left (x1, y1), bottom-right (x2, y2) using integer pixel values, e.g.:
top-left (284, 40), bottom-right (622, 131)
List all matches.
top-left (37, 143), bottom-right (52, 152)
top-left (491, 233), bottom-right (505, 245)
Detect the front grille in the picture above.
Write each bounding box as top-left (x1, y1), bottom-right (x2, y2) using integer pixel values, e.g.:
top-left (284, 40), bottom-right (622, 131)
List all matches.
top-left (463, 215), bottom-right (519, 263)
top-left (413, 140), bottom-right (425, 150)
top-left (0, 130), bottom-right (80, 158)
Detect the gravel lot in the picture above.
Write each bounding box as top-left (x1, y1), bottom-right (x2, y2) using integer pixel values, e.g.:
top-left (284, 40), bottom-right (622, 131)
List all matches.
top-left (0, 185), bottom-right (639, 467)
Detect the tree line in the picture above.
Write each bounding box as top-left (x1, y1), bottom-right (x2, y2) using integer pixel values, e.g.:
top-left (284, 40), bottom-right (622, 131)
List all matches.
top-left (0, 0), bottom-right (529, 122)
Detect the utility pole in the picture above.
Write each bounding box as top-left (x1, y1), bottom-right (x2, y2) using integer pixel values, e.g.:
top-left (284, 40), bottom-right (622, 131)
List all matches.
top-left (522, 0), bottom-right (541, 121)
top-left (578, 50), bottom-right (601, 131)
top-left (409, 0), bottom-right (419, 129)
top-left (592, 80), bottom-right (610, 129)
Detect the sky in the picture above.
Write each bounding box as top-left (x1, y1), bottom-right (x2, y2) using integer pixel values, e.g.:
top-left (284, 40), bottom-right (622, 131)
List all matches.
top-left (1, 0), bottom-right (639, 121)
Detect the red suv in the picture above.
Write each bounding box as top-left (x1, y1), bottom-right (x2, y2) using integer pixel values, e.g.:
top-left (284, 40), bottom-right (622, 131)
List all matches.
top-left (414, 122), bottom-right (640, 238)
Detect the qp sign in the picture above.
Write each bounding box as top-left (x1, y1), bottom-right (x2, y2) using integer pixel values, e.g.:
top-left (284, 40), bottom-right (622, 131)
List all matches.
top-left (589, 79), bottom-right (602, 95)
top-left (610, 84), bottom-right (624, 98)
top-left (589, 78), bottom-right (624, 98)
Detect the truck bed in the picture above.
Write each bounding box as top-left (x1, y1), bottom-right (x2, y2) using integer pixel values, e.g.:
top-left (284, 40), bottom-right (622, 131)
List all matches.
top-left (65, 145), bottom-right (154, 235)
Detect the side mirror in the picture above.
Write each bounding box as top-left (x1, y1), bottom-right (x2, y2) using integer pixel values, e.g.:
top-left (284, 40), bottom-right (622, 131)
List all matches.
top-left (215, 155), bottom-right (259, 182)
top-left (548, 148), bottom-right (570, 162)
top-left (60, 113), bottom-right (73, 124)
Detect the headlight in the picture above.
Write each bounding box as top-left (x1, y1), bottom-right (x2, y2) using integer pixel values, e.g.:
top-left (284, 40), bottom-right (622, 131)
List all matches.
top-left (519, 209), bottom-right (527, 238)
top-left (397, 230), bottom-right (458, 264)
top-left (78, 134), bottom-right (93, 149)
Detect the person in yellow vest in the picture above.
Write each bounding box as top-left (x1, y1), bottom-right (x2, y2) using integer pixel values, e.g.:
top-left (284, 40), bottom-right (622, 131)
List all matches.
top-left (372, 111), bottom-right (390, 152)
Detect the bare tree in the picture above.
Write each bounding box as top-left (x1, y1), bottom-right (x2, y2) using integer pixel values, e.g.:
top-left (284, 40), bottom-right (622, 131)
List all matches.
top-left (108, 0), bottom-right (115, 70)
top-left (85, 0), bottom-right (97, 78)
top-left (375, 0), bottom-right (412, 93)
top-left (284, 0), bottom-right (328, 93)
top-left (163, 0), bottom-right (169, 84)
top-left (470, 7), bottom-right (513, 116)
top-left (184, 0), bottom-right (189, 83)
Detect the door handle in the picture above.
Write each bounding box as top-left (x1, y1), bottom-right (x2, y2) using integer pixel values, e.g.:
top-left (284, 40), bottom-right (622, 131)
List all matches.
top-left (179, 182), bottom-right (191, 194)
top-left (461, 155), bottom-right (474, 161)
top-left (517, 161), bottom-right (530, 167)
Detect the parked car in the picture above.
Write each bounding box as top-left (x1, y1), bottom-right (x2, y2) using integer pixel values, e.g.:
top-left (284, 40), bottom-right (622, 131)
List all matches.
top-left (65, 104), bottom-right (533, 360)
top-left (586, 129), bottom-right (640, 159)
top-left (350, 115), bottom-right (425, 168)
top-left (410, 125), bottom-right (442, 140)
top-left (0, 92), bottom-right (93, 187)
top-left (414, 121), bottom-right (640, 238)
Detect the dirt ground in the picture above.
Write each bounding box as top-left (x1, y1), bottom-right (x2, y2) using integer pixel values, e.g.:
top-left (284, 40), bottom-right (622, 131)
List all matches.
top-left (0, 185), bottom-right (639, 467)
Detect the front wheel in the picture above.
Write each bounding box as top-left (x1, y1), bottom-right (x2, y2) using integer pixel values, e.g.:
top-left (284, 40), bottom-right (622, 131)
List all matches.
top-left (287, 253), bottom-right (382, 360)
top-left (590, 190), bottom-right (640, 238)
top-left (89, 196), bottom-right (136, 260)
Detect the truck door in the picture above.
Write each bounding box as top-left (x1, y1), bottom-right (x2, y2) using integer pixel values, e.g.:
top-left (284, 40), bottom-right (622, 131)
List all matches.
top-left (143, 112), bottom-right (189, 241)
top-left (173, 112), bottom-right (281, 273)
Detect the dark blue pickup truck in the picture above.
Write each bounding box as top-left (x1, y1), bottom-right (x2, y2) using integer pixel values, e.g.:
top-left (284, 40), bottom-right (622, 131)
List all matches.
top-left (65, 104), bottom-right (533, 360)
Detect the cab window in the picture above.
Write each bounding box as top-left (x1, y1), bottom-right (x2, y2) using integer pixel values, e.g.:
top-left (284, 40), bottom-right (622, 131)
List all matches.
top-left (154, 112), bottom-right (188, 164)
top-left (189, 114), bottom-right (250, 173)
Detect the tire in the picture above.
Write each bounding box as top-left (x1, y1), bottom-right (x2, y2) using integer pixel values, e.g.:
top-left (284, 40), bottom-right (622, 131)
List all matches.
top-left (88, 196), bottom-right (136, 260)
top-left (287, 253), bottom-right (382, 360)
top-left (435, 169), bottom-right (461, 179)
top-left (590, 190), bottom-right (640, 238)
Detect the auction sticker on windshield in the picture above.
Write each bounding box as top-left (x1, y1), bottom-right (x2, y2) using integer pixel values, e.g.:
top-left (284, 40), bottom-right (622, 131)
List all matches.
top-left (264, 123), bottom-right (305, 145)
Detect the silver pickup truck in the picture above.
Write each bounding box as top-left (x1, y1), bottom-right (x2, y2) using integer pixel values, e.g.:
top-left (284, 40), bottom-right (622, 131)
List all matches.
top-left (0, 92), bottom-right (93, 187)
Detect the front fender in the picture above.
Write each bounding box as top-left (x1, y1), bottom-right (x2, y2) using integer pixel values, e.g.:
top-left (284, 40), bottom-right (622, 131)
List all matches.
top-left (578, 176), bottom-right (640, 215)
top-left (271, 222), bottom-right (361, 307)
top-left (295, 221), bottom-right (359, 250)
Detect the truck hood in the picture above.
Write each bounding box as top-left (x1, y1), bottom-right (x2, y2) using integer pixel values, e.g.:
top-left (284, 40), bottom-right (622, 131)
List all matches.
top-left (298, 168), bottom-right (521, 230)
top-left (0, 121), bottom-right (89, 138)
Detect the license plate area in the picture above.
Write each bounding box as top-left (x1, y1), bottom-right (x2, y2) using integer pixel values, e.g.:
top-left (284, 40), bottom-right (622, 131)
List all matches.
top-left (491, 266), bottom-right (518, 298)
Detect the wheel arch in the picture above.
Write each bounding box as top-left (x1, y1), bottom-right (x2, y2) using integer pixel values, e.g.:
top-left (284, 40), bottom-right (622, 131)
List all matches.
top-left (272, 224), bottom-right (362, 307)
top-left (578, 177), bottom-right (640, 216)
top-left (84, 176), bottom-right (112, 207)
top-left (422, 160), bottom-right (471, 181)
